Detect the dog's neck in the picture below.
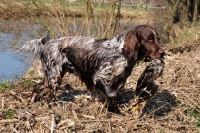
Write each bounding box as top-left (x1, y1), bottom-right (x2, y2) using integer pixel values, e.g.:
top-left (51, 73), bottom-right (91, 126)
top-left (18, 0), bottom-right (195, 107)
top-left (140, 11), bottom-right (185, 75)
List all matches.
top-left (108, 33), bottom-right (127, 54)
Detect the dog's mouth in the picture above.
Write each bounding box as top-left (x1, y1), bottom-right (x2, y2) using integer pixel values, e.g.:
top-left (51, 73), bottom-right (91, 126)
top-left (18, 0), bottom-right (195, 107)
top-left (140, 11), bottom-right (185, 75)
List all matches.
top-left (143, 56), bottom-right (152, 62)
top-left (144, 56), bottom-right (165, 62)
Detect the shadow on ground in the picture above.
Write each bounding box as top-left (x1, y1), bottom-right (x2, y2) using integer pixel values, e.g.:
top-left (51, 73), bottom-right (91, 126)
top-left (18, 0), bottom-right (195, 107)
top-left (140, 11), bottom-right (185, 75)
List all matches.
top-left (56, 84), bottom-right (177, 117)
top-left (57, 84), bottom-right (88, 102)
top-left (140, 89), bottom-right (177, 117)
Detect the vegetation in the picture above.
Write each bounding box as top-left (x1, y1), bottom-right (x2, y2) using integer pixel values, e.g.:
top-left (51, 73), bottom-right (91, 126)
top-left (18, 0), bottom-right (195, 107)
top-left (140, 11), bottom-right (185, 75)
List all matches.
top-left (188, 109), bottom-right (200, 127)
top-left (166, 0), bottom-right (200, 42)
top-left (0, 0), bottom-right (150, 39)
top-left (0, 81), bottom-right (12, 89)
top-left (5, 109), bottom-right (15, 119)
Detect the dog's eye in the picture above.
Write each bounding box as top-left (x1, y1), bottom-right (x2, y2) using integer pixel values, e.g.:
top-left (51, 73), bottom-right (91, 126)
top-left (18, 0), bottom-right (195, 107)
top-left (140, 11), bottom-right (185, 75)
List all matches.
top-left (147, 37), bottom-right (153, 41)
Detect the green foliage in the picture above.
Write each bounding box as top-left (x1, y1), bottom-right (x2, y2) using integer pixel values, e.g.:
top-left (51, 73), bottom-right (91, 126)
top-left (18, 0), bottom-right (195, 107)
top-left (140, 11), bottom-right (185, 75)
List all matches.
top-left (25, 80), bottom-right (32, 86)
top-left (188, 109), bottom-right (200, 127)
top-left (25, 79), bottom-right (37, 86)
top-left (188, 109), bottom-right (198, 117)
top-left (5, 109), bottom-right (15, 119)
top-left (29, 70), bottom-right (35, 77)
top-left (0, 82), bottom-right (11, 89)
top-left (197, 117), bottom-right (200, 127)
top-left (68, 1), bottom-right (85, 7)
top-left (172, 22), bottom-right (200, 43)
top-left (30, 0), bottom-right (51, 4)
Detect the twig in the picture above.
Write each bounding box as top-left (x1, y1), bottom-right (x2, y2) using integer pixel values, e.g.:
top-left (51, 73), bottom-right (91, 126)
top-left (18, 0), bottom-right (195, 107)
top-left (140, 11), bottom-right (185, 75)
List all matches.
top-left (149, 103), bottom-right (168, 115)
top-left (50, 114), bottom-right (54, 133)
top-left (179, 90), bottom-right (200, 113)
top-left (108, 120), bottom-right (112, 133)
top-left (112, 123), bottom-right (126, 133)
top-left (1, 97), bottom-right (4, 109)
top-left (0, 119), bottom-right (18, 123)
top-left (9, 90), bottom-right (25, 103)
top-left (72, 110), bottom-right (77, 120)
top-left (10, 126), bottom-right (19, 133)
top-left (35, 116), bottom-right (50, 121)
top-left (99, 99), bottom-right (108, 116)
top-left (81, 119), bottom-right (109, 123)
top-left (57, 119), bottom-right (75, 127)
top-left (82, 114), bottom-right (95, 119)
top-left (57, 119), bottom-right (68, 127)
top-left (26, 120), bottom-right (34, 133)
top-left (40, 123), bottom-right (43, 133)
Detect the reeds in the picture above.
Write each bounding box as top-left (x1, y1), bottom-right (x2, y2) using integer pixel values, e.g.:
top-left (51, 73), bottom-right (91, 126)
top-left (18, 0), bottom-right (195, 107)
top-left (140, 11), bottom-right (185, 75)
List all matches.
top-left (0, 0), bottom-right (135, 38)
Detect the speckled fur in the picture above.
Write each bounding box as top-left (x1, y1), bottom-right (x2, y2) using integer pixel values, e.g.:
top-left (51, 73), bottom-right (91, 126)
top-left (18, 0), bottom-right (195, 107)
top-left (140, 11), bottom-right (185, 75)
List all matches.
top-left (22, 25), bottom-right (165, 103)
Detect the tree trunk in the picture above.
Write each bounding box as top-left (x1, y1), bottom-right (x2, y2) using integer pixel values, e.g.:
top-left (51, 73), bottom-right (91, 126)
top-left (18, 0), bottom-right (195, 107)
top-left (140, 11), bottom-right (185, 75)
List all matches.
top-left (166, 0), bottom-right (200, 42)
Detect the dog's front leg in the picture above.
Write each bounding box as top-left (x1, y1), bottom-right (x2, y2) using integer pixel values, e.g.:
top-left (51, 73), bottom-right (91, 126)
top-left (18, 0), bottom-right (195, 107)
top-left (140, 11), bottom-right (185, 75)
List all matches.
top-left (96, 78), bottom-right (116, 98)
top-left (96, 78), bottom-right (118, 112)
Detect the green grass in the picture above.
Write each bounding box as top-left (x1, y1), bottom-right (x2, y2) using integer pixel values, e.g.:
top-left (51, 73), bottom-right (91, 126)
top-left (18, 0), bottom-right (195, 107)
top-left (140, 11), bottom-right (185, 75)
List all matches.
top-left (25, 80), bottom-right (33, 86)
top-left (30, 0), bottom-right (51, 4)
top-left (5, 109), bottom-right (15, 119)
top-left (0, 82), bottom-right (11, 89)
top-left (197, 118), bottom-right (200, 127)
top-left (188, 109), bottom-right (199, 118)
top-left (188, 109), bottom-right (200, 127)
top-left (29, 70), bottom-right (35, 77)
top-left (68, 1), bottom-right (85, 7)
top-left (173, 22), bottom-right (200, 43)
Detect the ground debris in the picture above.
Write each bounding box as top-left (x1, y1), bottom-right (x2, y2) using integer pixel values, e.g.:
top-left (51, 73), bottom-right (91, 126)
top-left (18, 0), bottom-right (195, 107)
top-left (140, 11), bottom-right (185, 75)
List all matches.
top-left (0, 45), bottom-right (200, 132)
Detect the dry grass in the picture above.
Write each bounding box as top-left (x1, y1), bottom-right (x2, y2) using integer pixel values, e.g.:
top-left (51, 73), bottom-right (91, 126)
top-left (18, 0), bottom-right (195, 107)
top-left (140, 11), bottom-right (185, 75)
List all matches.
top-left (0, 42), bottom-right (200, 132)
top-left (0, 0), bottom-right (151, 39)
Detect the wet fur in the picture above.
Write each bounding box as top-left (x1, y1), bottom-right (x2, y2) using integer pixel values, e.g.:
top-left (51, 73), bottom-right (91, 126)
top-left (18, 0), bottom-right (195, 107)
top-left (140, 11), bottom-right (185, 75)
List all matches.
top-left (21, 25), bottom-right (165, 104)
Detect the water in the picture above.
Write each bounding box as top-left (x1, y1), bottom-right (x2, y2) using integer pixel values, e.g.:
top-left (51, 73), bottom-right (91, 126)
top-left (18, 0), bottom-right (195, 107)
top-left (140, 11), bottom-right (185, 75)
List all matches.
top-left (0, 50), bottom-right (27, 80)
top-left (0, 22), bottom-right (44, 82)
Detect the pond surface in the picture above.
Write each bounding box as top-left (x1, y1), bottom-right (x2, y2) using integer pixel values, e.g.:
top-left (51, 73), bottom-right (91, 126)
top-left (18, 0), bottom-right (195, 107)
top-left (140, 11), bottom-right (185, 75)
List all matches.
top-left (0, 21), bottom-right (44, 83)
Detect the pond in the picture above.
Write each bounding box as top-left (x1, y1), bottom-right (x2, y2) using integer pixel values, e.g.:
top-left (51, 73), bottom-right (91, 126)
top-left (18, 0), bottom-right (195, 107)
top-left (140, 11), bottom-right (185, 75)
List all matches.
top-left (0, 21), bottom-right (45, 83)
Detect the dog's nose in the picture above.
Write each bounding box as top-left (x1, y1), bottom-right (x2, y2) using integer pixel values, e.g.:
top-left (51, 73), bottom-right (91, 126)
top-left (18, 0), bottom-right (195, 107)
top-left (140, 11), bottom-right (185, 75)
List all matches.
top-left (159, 49), bottom-right (165, 58)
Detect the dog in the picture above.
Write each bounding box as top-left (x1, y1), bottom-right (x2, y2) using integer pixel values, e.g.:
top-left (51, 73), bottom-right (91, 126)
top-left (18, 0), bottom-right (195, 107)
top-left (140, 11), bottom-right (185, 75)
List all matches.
top-left (22, 25), bottom-right (165, 106)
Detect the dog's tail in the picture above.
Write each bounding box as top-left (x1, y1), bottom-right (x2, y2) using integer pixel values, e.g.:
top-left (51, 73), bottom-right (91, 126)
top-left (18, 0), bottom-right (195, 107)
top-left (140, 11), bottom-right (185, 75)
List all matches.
top-left (20, 35), bottom-right (50, 61)
top-left (20, 38), bottom-right (44, 61)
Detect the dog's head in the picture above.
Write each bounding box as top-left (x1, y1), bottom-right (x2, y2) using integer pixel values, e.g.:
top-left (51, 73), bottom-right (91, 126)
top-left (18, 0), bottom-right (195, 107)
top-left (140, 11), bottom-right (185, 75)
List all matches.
top-left (123, 25), bottom-right (165, 62)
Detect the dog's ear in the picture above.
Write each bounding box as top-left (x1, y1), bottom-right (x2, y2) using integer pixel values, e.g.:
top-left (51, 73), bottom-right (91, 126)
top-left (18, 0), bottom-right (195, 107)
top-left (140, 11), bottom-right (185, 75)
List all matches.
top-left (123, 31), bottom-right (140, 63)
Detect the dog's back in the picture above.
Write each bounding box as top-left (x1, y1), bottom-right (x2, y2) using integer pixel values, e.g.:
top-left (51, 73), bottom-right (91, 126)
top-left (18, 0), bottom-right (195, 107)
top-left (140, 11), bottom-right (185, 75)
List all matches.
top-left (21, 25), bottom-right (165, 106)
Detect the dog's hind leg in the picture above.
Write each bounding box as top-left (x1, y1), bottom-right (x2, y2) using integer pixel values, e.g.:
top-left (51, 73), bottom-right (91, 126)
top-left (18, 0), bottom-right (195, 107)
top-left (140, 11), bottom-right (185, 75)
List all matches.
top-left (46, 65), bottom-right (64, 104)
top-left (31, 75), bottom-right (48, 102)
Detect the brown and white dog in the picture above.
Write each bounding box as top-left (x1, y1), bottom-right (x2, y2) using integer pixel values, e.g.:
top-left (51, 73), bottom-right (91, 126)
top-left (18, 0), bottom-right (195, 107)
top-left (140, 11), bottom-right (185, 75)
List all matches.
top-left (22, 25), bottom-right (165, 105)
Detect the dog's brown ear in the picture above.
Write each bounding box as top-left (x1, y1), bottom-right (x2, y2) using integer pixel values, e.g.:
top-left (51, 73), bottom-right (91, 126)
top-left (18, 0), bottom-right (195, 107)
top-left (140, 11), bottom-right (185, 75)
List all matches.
top-left (123, 31), bottom-right (140, 63)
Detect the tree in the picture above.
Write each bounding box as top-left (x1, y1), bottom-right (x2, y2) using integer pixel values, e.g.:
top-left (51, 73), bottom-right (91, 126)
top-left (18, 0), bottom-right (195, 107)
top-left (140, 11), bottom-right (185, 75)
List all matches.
top-left (166, 0), bottom-right (200, 42)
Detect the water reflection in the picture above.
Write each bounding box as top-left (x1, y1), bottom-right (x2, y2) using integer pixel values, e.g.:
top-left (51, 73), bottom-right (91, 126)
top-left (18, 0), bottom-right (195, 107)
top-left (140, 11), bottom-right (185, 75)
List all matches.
top-left (0, 22), bottom-right (43, 82)
top-left (0, 50), bottom-right (28, 81)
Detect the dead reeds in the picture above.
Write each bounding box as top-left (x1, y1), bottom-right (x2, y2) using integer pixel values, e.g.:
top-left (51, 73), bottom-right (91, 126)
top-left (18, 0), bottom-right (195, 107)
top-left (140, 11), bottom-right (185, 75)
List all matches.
top-left (0, 0), bottom-right (139, 39)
